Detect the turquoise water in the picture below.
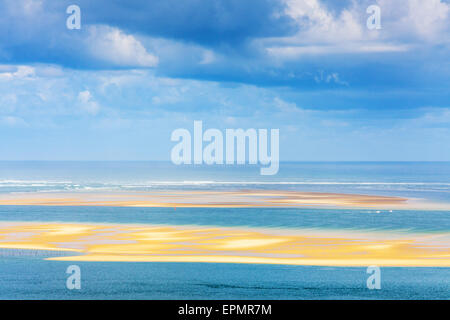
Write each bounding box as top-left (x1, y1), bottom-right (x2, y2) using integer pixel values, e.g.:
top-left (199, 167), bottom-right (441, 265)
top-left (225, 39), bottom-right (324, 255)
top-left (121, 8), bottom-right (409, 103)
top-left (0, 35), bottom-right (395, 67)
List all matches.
top-left (0, 162), bottom-right (448, 299)
top-left (1, 255), bottom-right (449, 300)
top-left (0, 205), bottom-right (448, 299)
top-left (0, 206), bottom-right (449, 233)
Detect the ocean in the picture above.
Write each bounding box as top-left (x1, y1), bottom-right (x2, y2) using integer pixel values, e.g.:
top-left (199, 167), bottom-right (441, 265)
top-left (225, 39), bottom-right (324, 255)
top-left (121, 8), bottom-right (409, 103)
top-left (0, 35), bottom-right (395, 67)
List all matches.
top-left (0, 161), bottom-right (450, 202)
top-left (0, 161), bottom-right (448, 299)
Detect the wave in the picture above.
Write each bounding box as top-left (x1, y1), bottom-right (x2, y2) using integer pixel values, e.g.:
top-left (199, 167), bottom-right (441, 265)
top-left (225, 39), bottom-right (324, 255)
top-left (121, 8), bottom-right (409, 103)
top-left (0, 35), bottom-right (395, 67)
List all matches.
top-left (121, 181), bottom-right (450, 186)
top-left (1, 180), bottom-right (450, 187)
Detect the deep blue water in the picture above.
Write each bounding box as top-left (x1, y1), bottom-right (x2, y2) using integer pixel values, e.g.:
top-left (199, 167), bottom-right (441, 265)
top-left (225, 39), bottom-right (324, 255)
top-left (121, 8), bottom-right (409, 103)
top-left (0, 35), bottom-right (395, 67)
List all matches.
top-left (1, 255), bottom-right (449, 300)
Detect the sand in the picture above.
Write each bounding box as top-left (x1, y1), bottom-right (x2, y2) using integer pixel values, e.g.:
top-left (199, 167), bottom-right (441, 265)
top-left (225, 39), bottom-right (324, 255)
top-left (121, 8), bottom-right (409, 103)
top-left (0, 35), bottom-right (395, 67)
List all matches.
top-left (0, 222), bottom-right (448, 267)
top-left (0, 189), bottom-right (418, 209)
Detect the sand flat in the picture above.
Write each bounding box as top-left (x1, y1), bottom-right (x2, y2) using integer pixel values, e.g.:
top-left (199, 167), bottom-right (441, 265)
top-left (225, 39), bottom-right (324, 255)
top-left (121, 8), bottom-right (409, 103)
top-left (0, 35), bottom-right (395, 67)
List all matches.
top-left (0, 189), bottom-right (417, 209)
top-left (0, 222), bottom-right (449, 267)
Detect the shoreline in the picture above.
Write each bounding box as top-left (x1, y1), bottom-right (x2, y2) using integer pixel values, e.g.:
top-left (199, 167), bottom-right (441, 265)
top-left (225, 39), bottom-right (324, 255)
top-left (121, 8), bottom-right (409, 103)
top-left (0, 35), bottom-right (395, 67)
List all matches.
top-left (0, 189), bottom-right (433, 209)
top-left (0, 189), bottom-right (448, 210)
top-left (0, 221), bottom-right (449, 267)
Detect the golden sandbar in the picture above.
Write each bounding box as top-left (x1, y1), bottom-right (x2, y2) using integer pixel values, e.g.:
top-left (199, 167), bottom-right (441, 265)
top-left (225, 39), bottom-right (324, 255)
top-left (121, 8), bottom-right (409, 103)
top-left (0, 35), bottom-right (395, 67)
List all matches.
top-left (0, 222), bottom-right (448, 267)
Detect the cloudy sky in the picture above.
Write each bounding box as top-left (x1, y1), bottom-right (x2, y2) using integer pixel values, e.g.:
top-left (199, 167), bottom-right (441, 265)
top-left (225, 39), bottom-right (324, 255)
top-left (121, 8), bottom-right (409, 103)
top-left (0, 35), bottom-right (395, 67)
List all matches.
top-left (0, 0), bottom-right (449, 161)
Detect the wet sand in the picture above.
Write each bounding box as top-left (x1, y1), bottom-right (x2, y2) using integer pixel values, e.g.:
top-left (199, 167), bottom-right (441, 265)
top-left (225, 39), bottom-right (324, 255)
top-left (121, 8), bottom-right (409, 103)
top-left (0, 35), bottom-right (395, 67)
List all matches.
top-left (0, 189), bottom-right (416, 209)
top-left (0, 222), bottom-right (448, 267)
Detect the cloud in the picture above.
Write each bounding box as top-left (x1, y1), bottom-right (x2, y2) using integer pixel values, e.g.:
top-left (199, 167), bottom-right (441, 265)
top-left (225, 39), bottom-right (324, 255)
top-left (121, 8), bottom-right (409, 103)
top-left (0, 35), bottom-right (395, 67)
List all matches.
top-left (0, 0), bottom-right (159, 69)
top-left (0, 65), bottom-right (35, 80)
top-left (77, 90), bottom-right (100, 115)
top-left (0, 63), bottom-right (448, 160)
top-left (313, 71), bottom-right (348, 86)
top-left (86, 26), bottom-right (158, 68)
top-left (265, 0), bottom-right (450, 58)
top-left (283, 0), bottom-right (364, 43)
top-left (273, 97), bottom-right (304, 113)
top-left (266, 43), bottom-right (410, 58)
top-left (78, 0), bottom-right (295, 45)
top-left (379, 0), bottom-right (450, 42)
top-left (0, 0), bottom-right (448, 93)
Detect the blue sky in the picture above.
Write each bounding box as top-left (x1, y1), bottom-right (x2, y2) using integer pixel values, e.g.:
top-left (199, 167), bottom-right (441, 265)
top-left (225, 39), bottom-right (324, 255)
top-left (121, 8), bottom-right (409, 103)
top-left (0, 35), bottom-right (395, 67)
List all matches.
top-left (0, 0), bottom-right (449, 161)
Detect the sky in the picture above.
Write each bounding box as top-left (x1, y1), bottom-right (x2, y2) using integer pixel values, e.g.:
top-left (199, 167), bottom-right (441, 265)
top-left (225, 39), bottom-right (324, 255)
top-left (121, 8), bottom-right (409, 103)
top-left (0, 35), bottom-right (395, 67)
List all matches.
top-left (0, 0), bottom-right (449, 161)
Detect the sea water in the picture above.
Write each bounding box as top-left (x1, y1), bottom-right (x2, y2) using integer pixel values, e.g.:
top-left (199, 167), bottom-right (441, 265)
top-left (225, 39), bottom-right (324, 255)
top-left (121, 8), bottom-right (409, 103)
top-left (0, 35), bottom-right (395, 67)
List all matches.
top-left (0, 161), bottom-right (448, 299)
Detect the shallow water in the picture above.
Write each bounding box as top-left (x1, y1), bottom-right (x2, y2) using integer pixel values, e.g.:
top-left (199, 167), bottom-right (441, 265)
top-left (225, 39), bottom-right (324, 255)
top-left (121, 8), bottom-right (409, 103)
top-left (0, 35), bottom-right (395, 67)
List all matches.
top-left (0, 161), bottom-right (449, 203)
top-left (0, 205), bottom-right (448, 299)
top-left (0, 206), bottom-right (448, 234)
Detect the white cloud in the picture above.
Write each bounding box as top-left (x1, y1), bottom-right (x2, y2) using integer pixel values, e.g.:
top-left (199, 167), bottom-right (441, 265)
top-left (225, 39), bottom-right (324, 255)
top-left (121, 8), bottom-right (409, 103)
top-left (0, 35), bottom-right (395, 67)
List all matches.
top-left (284, 0), bottom-right (364, 43)
top-left (266, 43), bottom-right (409, 58)
top-left (265, 0), bottom-right (450, 58)
top-left (87, 26), bottom-right (159, 68)
top-left (409, 0), bottom-right (449, 39)
top-left (273, 97), bottom-right (304, 113)
top-left (379, 0), bottom-right (449, 42)
top-left (0, 65), bottom-right (35, 80)
top-left (77, 90), bottom-right (100, 115)
top-left (314, 71), bottom-right (349, 86)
